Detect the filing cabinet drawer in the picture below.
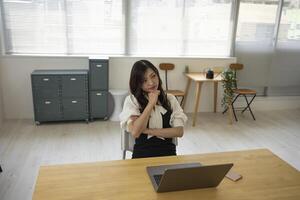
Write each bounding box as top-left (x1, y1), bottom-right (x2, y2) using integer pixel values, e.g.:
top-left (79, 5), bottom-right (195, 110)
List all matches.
top-left (90, 91), bottom-right (108, 118)
top-left (62, 98), bottom-right (88, 120)
top-left (89, 60), bottom-right (108, 90)
top-left (34, 98), bottom-right (62, 121)
top-left (61, 75), bottom-right (87, 98)
top-left (32, 76), bottom-right (60, 88)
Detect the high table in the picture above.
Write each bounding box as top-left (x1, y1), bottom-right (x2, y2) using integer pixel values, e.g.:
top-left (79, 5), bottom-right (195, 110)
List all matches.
top-left (33, 149), bottom-right (300, 200)
top-left (182, 72), bottom-right (223, 126)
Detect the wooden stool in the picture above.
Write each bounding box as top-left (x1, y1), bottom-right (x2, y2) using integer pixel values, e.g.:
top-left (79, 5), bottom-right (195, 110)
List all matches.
top-left (223, 63), bottom-right (257, 121)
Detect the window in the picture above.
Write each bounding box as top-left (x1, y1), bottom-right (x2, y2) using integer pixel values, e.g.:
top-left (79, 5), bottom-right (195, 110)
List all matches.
top-left (236, 0), bottom-right (279, 46)
top-left (129, 0), bottom-right (233, 56)
top-left (1, 0), bottom-right (234, 56)
top-left (66, 0), bottom-right (124, 54)
top-left (183, 0), bottom-right (232, 56)
top-left (2, 0), bottom-right (67, 54)
top-left (128, 0), bottom-right (183, 56)
top-left (277, 0), bottom-right (300, 49)
top-left (1, 0), bottom-right (124, 55)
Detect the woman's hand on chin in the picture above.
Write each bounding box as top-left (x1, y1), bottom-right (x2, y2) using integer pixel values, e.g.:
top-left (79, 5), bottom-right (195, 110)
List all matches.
top-left (148, 90), bottom-right (160, 106)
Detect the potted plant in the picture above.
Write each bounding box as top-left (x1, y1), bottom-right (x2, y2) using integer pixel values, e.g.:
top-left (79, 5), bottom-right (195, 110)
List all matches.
top-left (221, 69), bottom-right (236, 124)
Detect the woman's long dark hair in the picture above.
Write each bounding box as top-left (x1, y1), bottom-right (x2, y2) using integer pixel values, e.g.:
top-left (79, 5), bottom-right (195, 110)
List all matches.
top-left (129, 60), bottom-right (172, 113)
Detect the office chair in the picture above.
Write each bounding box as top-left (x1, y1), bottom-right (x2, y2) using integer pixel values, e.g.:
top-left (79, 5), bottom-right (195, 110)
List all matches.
top-left (223, 63), bottom-right (256, 121)
top-left (159, 63), bottom-right (185, 106)
top-left (121, 129), bottom-right (178, 159)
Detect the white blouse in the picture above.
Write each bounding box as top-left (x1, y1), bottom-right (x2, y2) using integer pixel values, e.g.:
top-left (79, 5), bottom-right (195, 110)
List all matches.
top-left (119, 94), bottom-right (187, 139)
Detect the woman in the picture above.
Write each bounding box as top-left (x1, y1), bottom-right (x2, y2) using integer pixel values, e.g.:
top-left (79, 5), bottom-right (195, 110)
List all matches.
top-left (119, 60), bottom-right (187, 158)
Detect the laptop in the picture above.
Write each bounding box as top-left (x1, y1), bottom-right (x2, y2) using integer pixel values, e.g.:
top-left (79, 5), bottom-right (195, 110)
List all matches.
top-left (146, 162), bottom-right (233, 193)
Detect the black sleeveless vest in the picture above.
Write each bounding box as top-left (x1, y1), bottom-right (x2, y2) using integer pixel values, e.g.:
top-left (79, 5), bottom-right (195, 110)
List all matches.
top-left (132, 109), bottom-right (176, 159)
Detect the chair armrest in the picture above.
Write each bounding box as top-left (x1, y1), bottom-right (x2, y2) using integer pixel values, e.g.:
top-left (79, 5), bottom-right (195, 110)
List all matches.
top-left (121, 129), bottom-right (135, 152)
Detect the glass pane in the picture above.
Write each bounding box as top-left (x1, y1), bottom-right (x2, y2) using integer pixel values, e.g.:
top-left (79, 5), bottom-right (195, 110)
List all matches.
top-left (278, 0), bottom-right (300, 44)
top-left (236, 0), bottom-right (279, 44)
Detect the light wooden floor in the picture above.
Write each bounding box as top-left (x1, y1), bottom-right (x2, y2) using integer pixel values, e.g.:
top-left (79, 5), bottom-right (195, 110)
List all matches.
top-left (0, 109), bottom-right (300, 200)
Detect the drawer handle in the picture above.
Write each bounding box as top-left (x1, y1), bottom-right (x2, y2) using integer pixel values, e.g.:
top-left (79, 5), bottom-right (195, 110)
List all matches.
top-left (70, 78), bottom-right (76, 81)
top-left (96, 93), bottom-right (102, 96)
top-left (45, 101), bottom-right (51, 104)
top-left (71, 100), bottom-right (78, 104)
top-left (43, 78), bottom-right (49, 81)
top-left (96, 64), bottom-right (102, 68)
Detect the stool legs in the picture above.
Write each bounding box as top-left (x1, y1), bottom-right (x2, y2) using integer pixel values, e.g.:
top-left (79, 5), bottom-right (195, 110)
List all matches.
top-left (222, 94), bottom-right (239, 121)
top-left (241, 94), bottom-right (256, 120)
top-left (222, 93), bottom-right (256, 121)
top-left (230, 94), bottom-right (240, 121)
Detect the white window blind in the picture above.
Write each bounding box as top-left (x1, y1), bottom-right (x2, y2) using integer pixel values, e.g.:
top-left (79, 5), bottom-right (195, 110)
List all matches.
top-left (2, 0), bottom-right (124, 55)
top-left (2, 0), bottom-right (67, 54)
top-left (1, 0), bottom-right (234, 56)
top-left (129, 0), bottom-right (233, 57)
top-left (128, 0), bottom-right (184, 56)
top-left (183, 0), bottom-right (232, 56)
top-left (66, 0), bottom-right (124, 54)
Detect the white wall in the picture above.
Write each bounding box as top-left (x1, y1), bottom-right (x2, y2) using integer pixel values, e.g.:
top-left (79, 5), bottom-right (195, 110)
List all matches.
top-left (0, 55), bottom-right (236, 119)
top-left (0, 31), bottom-right (4, 127)
top-left (0, 61), bottom-right (3, 128)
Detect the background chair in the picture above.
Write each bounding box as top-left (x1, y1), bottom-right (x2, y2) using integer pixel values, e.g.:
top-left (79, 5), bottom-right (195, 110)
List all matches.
top-left (121, 129), bottom-right (178, 159)
top-left (223, 63), bottom-right (257, 121)
top-left (159, 63), bottom-right (185, 106)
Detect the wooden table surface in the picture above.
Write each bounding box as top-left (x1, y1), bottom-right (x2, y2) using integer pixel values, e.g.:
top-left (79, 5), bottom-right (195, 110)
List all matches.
top-left (185, 72), bottom-right (223, 82)
top-left (33, 149), bottom-right (300, 200)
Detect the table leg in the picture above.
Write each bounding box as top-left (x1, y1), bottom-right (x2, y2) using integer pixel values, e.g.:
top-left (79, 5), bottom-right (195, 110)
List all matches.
top-left (192, 82), bottom-right (203, 126)
top-left (182, 78), bottom-right (191, 110)
top-left (214, 82), bottom-right (218, 113)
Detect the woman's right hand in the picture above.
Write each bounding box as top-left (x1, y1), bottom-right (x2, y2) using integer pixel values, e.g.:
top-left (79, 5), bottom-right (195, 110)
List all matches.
top-left (148, 90), bottom-right (160, 107)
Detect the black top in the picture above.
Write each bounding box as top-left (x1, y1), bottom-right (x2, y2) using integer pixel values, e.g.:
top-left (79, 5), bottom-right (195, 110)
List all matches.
top-left (132, 109), bottom-right (176, 159)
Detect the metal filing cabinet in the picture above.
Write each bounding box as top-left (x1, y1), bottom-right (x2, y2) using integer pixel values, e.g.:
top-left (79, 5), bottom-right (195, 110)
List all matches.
top-left (89, 59), bottom-right (109, 120)
top-left (31, 70), bottom-right (89, 124)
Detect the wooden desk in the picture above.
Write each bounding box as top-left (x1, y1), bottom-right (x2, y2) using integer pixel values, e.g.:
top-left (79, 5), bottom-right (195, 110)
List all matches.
top-left (182, 72), bottom-right (223, 126)
top-left (33, 149), bottom-right (300, 200)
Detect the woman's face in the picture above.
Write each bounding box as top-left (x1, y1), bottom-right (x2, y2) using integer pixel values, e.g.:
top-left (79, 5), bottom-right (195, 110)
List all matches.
top-left (142, 68), bottom-right (159, 93)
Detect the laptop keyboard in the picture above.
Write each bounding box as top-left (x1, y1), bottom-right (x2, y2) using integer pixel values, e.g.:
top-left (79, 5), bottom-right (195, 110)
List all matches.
top-left (153, 174), bottom-right (163, 185)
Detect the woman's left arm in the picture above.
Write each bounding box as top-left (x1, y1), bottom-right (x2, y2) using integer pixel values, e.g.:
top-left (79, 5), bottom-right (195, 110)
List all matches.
top-left (144, 94), bottom-right (186, 138)
top-left (144, 127), bottom-right (183, 138)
